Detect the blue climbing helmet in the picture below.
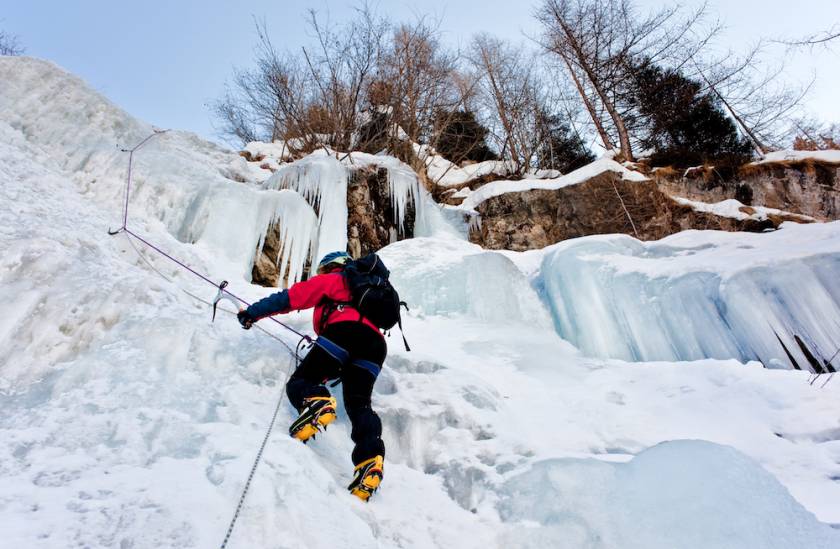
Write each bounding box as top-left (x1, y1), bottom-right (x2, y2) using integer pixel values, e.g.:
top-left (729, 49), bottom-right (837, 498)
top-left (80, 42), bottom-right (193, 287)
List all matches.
top-left (317, 251), bottom-right (351, 274)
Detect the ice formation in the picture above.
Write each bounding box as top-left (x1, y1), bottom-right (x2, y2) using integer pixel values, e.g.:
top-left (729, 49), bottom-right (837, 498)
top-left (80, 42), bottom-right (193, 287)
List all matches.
top-left (262, 149), bottom-right (423, 262)
top-left (263, 151), bottom-right (349, 265)
top-left (345, 151), bottom-right (421, 237)
top-left (500, 440), bottom-right (840, 549)
top-left (535, 223), bottom-right (840, 368)
top-left (380, 237), bottom-right (552, 326)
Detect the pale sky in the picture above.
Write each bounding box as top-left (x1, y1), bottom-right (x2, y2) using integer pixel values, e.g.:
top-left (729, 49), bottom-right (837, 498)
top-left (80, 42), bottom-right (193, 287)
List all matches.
top-left (4, 1), bottom-right (839, 146)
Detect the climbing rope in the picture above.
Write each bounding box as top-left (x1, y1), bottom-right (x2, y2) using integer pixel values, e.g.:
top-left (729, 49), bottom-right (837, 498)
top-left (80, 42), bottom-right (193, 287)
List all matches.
top-left (219, 336), bottom-right (311, 549)
top-left (106, 130), bottom-right (315, 548)
top-left (218, 376), bottom-right (289, 549)
top-left (124, 231), bottom-right (307, 548)
top-left (107, 130), bottom-right (312, 343)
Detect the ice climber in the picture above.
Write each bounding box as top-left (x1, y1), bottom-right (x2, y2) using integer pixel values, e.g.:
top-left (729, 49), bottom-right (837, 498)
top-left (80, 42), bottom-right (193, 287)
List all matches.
top-left (237, 251), bottom-right (405, 501)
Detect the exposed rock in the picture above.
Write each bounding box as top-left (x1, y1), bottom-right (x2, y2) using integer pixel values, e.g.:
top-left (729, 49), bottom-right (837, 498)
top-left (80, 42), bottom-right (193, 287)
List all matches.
top-left (347, 166), bottom-right (415, 258)
top-left (251, 220), bottom-right (313, 288)
top-left (654, 160), bottom-right (840, 221)
top-left (470, 171), bottom-right (810, 251)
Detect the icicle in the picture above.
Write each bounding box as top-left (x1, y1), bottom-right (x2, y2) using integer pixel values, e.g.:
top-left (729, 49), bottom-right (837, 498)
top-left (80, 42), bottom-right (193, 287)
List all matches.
top-left (386, 166), bottom-right (418, 235)
top-left (253, 190), bottom-right (318, 286)
top-left (468, 213), bottom-right (482, 233)
top-left (264, 151), bottom-right (348, 264)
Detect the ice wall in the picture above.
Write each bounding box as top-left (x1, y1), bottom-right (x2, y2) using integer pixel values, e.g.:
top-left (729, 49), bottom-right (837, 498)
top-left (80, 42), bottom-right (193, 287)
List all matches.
top-left (380, 237), bottom-right (552, 327)
top-left (536, 224), bottom-right (840, 369)
top-left (0, 57), bottom-right (320, 285)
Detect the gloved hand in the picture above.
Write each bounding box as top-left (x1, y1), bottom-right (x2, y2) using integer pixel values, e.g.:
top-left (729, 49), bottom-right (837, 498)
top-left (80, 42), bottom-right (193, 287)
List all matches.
top-left (237, 309), bottom-right (255, 330)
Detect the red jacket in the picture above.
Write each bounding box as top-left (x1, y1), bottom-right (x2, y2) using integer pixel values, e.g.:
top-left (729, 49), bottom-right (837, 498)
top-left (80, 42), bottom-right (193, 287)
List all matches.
top-left (247, 272), bottom-right (382, 336)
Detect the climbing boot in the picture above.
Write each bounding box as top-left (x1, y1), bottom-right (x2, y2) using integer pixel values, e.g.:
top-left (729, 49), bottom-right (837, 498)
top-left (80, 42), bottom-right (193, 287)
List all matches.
top-left (289, 396), bottom-right (337, 442)
top-left (348, 455), bottom-right (384, 501)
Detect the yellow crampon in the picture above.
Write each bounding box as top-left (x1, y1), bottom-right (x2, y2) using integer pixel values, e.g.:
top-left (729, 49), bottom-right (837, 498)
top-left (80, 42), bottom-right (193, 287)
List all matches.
top-left (348, 455), bottom-right (384, 501)
top-left (289, 396), bottom-right (337, 443)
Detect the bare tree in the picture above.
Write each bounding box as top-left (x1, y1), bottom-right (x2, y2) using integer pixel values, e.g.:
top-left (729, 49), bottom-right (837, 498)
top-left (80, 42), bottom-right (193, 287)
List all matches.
top-left (469, 35), bottom-right (546, 174)
top-left (214, 7), bottom-right (387, 153)
top-left (775, 24), bottom-right (840, 50)
top-left (688, 42), bottom-right (812, 155)
top-left (0, 28), bottom-right (24, 56)
top-left (299, 5), bottom-right (388, 152)
top-left (536, 0), bottom-right (717, 161)
top-left (791, 117), bottom-right (840, 150)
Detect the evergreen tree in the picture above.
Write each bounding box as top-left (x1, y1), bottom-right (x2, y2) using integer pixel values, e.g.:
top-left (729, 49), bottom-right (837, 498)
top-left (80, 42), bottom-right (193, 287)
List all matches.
top-left (535, 111), bottom-right (596, 173)
top-left (630, 61), bottom-right (753, 167)
top-left (433, 110), bottom-right (497, 163)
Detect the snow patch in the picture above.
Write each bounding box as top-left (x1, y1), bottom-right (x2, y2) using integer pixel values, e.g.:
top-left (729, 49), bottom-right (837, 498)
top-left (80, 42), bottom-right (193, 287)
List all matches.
top-left (756, 149), bottom-right (840, 165)
top-left (672, 196), bottom-right (815, 222)
top-left (458, 157), bottom-right (648, 212)
top-left (499, 440), bottom-right (840, 548)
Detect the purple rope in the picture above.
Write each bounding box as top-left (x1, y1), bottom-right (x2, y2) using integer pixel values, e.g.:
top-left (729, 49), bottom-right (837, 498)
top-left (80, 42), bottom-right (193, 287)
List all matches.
top-left (112, 131), bottom-right (311, 343)
top-left (123, 228), bottom-right (310, 341)
top-left (122, 150), bottom-right (132, 228)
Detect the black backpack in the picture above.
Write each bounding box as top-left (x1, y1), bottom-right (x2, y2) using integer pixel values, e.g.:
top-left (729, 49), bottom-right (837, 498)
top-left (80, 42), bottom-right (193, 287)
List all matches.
top-left (327, 253), bottom-right (411, 350)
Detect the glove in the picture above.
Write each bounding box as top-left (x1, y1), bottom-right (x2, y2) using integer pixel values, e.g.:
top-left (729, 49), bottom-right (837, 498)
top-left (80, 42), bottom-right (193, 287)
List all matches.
top-left (237, 309), bottom-right (255, 330)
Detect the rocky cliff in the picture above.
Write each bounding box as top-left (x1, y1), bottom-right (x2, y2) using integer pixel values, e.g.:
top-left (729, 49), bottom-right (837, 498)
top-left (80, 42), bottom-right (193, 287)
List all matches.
top-left (655, 159), bottom-right (840, 221)
top-left (469, 171), bottom-right (810, 251)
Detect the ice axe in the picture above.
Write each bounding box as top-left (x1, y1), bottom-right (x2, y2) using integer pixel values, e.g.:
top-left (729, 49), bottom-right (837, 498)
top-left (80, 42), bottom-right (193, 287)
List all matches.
top-left (212, 280), bottom-right (241, 322)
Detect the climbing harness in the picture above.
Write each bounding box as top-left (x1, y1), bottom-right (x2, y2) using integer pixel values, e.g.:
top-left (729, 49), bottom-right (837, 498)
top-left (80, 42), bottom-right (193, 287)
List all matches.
top-left (106, 130), bottom-right (314, 548)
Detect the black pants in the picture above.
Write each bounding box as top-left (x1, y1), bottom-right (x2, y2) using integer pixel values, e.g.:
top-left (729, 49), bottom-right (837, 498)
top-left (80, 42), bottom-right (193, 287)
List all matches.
top-left (287, 321), bottom-right (387, 465)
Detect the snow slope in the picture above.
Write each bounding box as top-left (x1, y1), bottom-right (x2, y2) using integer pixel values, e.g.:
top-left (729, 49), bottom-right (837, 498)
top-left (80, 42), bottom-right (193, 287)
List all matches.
top-left (2, 56), bottom-right (840, 548)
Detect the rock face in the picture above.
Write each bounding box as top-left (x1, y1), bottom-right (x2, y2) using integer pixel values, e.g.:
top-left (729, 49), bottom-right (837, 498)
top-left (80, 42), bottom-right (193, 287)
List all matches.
top-left (347, 166), bottom-right (415, 259)
top-left (251, 221), bottom-right (314, 288)
top-left (656, 160), bottom-right (840, 221)
top-left (251, 165), bottom-right (415, 287)
top-left (470, 171), bottom-right (808, 251)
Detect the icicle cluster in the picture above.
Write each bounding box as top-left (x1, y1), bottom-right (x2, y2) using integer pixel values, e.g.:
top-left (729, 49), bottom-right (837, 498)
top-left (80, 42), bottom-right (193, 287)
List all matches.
top-left (386, 165), bottom-right (417, 235)
top-left (263, 151), bottom-right (349, 265)
top-left (256, 190), bottom-right (319, 286)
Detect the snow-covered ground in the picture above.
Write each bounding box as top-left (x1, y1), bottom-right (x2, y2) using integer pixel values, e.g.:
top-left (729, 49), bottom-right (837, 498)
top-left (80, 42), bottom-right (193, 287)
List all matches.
top-left (2, 56), bottom-right (840, 549)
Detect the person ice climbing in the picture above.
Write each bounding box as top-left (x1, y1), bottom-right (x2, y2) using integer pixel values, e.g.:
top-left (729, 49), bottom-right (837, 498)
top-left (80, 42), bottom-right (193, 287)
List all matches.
top-left (236, 251), bottom-right (386, 501)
